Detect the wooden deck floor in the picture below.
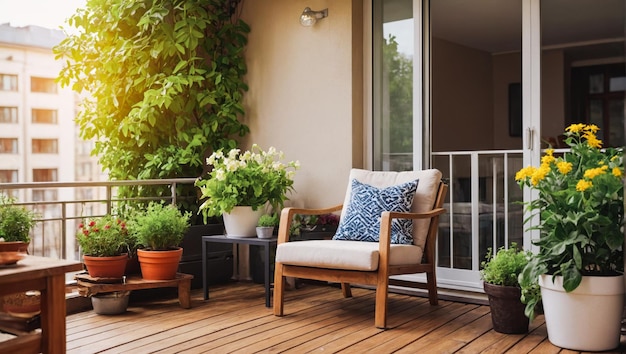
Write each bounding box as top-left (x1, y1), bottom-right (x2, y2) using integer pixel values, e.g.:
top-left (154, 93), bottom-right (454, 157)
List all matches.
top-left (66, 281), bottom-right (626, 353)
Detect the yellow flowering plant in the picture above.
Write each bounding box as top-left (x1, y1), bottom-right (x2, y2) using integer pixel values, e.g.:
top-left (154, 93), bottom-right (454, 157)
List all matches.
top-left (195, 144), bottom-right (299, 220)
top-left (516, 124), bottom-right (624, 319)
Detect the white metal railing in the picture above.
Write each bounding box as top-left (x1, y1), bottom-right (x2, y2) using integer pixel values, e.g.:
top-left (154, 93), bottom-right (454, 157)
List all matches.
top-left (0, 178), bottom-right (197, 261)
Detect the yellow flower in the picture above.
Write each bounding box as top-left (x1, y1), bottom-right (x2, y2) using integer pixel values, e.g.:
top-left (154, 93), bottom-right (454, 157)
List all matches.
top-left (531, 165), bottom-right (550, 186)
top-left (584, 134), bottom-right (603, 148)
top-left (584, 166), bottom-right (607, 179)
top-left (613, 167), bottom-right (622, 178)
top-left (541, 154), bottom-right (555, 165)
top-left (585, 124), bottom-right (600, 133)
top-left (557, 161), bottom-right (572, 175)
top-left (515, 166), bottom-right (536, 181)
top-left (566, 123), bottom-right (585, 133)
top-left (576, 179), bottom-right (592, 192)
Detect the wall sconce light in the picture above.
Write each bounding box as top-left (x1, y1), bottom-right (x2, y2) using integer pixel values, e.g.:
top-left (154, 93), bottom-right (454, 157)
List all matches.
top-left (300, 7), bottom-right (328, 27)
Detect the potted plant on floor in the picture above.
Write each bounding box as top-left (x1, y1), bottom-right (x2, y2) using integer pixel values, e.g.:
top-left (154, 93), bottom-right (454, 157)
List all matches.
top-left (480, 242), bottom-right (531, 334)
top-left (0, 196), bottom-right (38, 258)
top-left (129, 202), bottom-right (191, 280)
top-left (76, 215), bottom-right (130, 279)
top-left (196, 144), bottom-right (299, 238)
top-left (516, 123), bottom-right (624, 351)
top-left (256, 213), bottom-right (279, 239)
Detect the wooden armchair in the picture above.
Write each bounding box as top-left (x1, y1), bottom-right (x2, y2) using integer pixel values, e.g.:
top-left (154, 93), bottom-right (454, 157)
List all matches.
top-left (273, 168), bottom-right (448, 329)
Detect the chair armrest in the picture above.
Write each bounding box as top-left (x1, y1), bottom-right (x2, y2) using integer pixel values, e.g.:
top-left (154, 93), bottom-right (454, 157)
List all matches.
top-left (277, 204), bottom-right (343, 244)
top-left (378, 207), bottom-right (448, 259)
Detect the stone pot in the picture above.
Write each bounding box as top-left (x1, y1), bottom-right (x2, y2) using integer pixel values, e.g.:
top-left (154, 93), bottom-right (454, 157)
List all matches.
top-left (91, 291), bottom-right (130, 315)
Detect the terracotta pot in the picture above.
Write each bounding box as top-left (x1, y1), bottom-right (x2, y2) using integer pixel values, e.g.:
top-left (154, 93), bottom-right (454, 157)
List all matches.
top-left (483, 282), bottom-right (528, 334)
top-left (0, 241), bottom-right (29, 253)
top-left (2, 290), bottom-right (40, 318)
top-left (137, 247), bottom-right (183, 280)
top-left (83, 254), bottom-right (128, 279)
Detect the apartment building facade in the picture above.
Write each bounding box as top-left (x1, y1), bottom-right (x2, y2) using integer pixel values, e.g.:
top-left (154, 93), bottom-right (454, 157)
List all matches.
top-left (0, 24), bottom-right (103, 257)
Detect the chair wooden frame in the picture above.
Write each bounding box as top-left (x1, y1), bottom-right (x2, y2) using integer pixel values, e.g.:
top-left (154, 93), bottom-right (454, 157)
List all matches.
top-left (273, 181), bottom-right (448, 329)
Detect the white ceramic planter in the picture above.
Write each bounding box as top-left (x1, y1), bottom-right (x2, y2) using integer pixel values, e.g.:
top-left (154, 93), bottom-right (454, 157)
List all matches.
top-left (223, 206), bottom-right (264, 238)
top-left (539, 274), bottom-right (624, 351)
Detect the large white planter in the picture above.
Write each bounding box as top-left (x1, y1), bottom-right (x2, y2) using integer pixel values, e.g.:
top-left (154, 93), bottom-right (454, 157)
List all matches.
top-left (539, 274), bottom-right (624, 351)
top-left (223, 206), bottom-right (264, 238)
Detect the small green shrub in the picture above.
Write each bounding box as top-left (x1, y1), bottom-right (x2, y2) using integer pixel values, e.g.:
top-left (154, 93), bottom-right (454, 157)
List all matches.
top-left (0, 196), bottom-right (38, 243)
top-left (258, 214), bottom-right (279, 227)
top-left (480, 242), bottom-right (531, 287)
top-left (129, 202), bottom-right (191, 251)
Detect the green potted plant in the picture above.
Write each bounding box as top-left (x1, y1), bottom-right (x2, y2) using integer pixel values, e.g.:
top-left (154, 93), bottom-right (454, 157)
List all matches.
top-left (516, 123), bottom-right (624, 351)
top-left (480, 242), bottom-right (531, 334)
top-left (0, 196), bottom-right (38, 264)
top-left (76, 215), bottom-right (130, 278)
top-left (196, 144), bottom-right (299, 237)
top-left (0, 195), bottom-right (38, 252)
top-left (256, 213), bottom-right (279, 239)
top-left (129, 202), bottom-right (191, 280)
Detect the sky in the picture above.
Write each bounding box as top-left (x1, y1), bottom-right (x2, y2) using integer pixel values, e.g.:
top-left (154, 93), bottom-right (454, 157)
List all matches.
top-left (0, 0), bottom-right (86, 30)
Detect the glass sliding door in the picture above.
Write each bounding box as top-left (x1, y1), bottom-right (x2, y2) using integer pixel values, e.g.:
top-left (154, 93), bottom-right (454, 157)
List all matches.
top-left (371, 0), bottom-right (624, 293)
top-left (373, 0), bottom-right (416, 171)
top-left (430, 0), bottom-right (524, 288)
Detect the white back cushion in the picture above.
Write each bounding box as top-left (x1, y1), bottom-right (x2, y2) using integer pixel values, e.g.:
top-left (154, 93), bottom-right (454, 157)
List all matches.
top-left (340, 169), bottom-right (442, 248)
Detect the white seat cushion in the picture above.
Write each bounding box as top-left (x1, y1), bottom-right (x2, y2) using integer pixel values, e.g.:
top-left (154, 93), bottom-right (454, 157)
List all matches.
top-left (275, 240), bottom-right (423, 271)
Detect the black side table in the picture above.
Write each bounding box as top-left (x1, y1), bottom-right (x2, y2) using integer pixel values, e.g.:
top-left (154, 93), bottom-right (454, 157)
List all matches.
top-left (202, 235), bottom-right (277, 307)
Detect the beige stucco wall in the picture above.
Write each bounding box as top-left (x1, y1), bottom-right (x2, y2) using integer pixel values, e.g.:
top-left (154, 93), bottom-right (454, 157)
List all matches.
top-left (240, 1), bottom-right (363, 210)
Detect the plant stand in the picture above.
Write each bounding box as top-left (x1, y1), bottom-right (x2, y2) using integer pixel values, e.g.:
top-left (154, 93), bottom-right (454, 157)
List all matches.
top-left (75, 273), bottom-right (193, 309)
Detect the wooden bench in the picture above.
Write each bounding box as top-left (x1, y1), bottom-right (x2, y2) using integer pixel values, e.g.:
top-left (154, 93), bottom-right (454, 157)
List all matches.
top-left (76, 273), bottom-right (193, 309)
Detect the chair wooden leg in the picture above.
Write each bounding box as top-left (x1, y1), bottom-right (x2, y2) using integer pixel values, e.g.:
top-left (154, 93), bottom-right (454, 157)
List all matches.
top-left (374, 278), bottom-right (389, 329)
top-left (426, 270), bottom-right (438, 305)
top-left (273, 263), bottom-right (285, 316)
top-left (341, 283), bottom-right (352, 298)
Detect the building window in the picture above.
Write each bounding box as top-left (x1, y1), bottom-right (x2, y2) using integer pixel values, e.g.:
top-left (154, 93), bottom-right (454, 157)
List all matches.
top-left (0, 170), bottom-right (17, 183)
top-left (0, 74), bottom-right (18, 91)
top-left (33, 168), bottom-right (58, 182)
top-left (77, 162), bottom-right (92, 177)
top-left (0, 138), bottom-right (18, 153)
top-left (0, 107), bottom-right (18, 123)
top-left (32, 109), bottom-right (58, 124)
top-left (32, 190), bottom-right (58, 201)
top-left (30, 77), bottom-right (57, 94)
top-left (32, 139), bottom-right (58, 154)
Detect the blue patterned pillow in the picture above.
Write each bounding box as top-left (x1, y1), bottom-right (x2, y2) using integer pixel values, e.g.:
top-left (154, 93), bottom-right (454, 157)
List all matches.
top-left (332, 179), bottom-right (419, 244)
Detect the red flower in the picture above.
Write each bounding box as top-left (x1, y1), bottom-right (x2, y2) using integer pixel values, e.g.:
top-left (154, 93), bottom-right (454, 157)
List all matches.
top-left (83, 230), bottom-right (89, 236)
top-left (89, 221), bottom-right (96, 227)
top-left (104, 224), bottom-right (111, 230)
top-left (78, 223), bottom-right (84, 229)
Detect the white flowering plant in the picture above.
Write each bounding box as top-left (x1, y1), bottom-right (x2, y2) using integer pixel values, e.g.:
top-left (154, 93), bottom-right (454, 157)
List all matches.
top-left (515, 124), bottom-right (624, 319)
top-left (196, 144), bottom-right (299, 220)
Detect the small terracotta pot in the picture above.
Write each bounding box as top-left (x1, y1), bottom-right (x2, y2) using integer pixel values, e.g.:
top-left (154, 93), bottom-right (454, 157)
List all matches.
top-left (0, 241), bottom-right (29, 253)
top-left (137, 247), bottom-right (183, 280)
top-left (83, 254), bottom-right (128, 279)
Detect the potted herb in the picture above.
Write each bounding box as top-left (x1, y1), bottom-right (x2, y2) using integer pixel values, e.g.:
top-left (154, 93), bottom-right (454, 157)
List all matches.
top-left (129, 202), bottom-right (191, 280)
top-left (480, 242), bottom-right (531, 334)
top-left (0, 196), bottom-right (38, 255)
top-left (256, 214), bottom-right (279, 239)
top-left (196, 144), bottom-right (299, 237)
top-left (516, 124), bottom-right (624, 351)
top-left (76, 215), bottom-right (129, 278)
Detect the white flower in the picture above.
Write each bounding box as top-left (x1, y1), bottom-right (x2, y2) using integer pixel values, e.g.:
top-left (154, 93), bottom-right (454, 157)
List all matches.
top-left (228, 148), bottom-right (240, 159)
top-left (215, 169), bottom-right (226, 181)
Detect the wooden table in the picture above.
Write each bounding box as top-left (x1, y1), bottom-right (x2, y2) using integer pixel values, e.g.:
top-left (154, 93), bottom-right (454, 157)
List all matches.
top-left (0, 255), bottom-right (82, 354)
top-left (202, 235), bottom-right (277, 307)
